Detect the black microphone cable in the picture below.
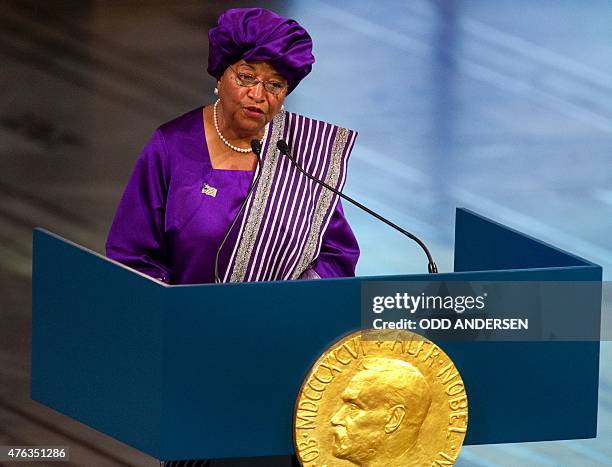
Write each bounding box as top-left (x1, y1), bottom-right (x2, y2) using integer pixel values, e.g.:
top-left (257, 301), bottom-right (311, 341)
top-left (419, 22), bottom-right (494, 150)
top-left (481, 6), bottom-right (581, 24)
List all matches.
top-left (213, 139), bottom-right (263, 283)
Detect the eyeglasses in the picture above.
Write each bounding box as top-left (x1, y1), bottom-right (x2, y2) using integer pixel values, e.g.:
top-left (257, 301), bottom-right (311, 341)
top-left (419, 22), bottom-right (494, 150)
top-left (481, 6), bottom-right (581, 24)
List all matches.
top-left (228, 66), bottom-right (288, 96)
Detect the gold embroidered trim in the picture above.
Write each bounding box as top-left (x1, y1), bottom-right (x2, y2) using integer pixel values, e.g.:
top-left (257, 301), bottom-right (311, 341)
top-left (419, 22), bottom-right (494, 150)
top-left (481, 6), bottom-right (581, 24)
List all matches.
top-left (291, 127), bottom-right (350, 279)
top-left (228, 111), bottom-right (286, 282)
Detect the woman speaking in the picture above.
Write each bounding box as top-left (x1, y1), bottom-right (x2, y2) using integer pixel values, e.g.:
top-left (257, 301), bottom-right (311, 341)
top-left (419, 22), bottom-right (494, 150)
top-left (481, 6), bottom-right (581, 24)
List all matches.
top-left (107, 9), bottom-right (358, 465)
top-left (106, 8), bottom-right (359, 287)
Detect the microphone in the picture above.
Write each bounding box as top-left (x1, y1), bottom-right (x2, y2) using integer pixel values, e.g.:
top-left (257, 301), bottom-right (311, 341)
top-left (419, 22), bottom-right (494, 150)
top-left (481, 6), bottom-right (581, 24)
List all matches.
top-left (276, 139), bottom-right (438, 273)
top-left (251, 139), bottom-right (263, 157)
top-left (213, 139), bottom-right (263, 283)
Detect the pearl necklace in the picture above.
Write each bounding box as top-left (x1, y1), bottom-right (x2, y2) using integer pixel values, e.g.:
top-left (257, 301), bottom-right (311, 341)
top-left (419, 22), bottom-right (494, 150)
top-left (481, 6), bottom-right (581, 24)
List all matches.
top-left (213, 99), bottom-right (267, 153)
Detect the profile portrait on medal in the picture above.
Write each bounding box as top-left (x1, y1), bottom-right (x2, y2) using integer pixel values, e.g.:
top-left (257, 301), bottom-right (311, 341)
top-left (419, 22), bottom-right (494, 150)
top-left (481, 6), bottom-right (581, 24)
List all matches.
top-left (330, 357), bottom-right (432, 467)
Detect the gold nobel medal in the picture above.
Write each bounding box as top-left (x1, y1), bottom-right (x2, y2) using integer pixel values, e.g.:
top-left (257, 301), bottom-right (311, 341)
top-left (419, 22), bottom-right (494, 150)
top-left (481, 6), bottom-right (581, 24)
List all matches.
top-left (294, 330), bottom-right (468, 466)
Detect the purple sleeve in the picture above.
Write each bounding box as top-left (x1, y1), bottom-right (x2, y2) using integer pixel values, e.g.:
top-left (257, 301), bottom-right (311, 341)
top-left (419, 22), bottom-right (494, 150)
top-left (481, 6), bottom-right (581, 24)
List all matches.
top-left (106, 129), bottom-right (171, 282)
top-left (301, 200), bottom-right (360, 279)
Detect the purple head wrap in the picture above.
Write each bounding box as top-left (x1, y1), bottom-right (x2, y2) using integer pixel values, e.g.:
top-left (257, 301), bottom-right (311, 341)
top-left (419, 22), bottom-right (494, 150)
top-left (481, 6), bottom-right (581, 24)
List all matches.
top-left (207, 8), bottom-right (315, 93)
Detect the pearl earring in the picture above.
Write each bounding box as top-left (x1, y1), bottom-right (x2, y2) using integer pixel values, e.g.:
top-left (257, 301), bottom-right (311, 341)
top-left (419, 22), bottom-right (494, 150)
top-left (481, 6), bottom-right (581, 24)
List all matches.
top-left (281, 104), bottom-right (285, 111)
top-left (214, 87), bottom-right (219, 96)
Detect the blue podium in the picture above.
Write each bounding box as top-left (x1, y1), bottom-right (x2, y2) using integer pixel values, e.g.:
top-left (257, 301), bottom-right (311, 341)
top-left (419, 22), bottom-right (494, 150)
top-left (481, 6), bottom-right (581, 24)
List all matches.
top-left (31, 208), bottom-right (601, 461)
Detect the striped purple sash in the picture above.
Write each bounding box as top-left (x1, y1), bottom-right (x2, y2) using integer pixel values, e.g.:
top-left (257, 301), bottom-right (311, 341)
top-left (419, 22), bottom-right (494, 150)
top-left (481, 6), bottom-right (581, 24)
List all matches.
top-left (223, 111), bottom-right (357, 282)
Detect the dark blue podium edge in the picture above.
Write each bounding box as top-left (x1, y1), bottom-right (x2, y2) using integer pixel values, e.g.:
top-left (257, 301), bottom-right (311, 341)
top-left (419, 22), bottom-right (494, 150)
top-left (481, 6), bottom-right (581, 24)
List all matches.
top-left (30, 208), bottom-right (603, 459)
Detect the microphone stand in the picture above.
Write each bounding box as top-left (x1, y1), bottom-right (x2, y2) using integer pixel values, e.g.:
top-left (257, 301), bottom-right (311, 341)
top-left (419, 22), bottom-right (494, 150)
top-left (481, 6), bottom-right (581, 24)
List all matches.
top-left (276, 140), bottom-right (438, 273)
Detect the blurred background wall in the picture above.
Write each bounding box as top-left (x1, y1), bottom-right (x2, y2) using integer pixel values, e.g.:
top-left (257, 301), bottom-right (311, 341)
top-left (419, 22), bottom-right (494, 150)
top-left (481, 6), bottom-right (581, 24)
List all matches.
top-left (1, 1), bottom-right (610, 465)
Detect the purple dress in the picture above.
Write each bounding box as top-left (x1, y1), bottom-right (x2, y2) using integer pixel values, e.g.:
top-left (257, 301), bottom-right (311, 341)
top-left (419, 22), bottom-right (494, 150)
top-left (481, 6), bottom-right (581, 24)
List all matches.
top-left (106, 107), bottom-right (359, 284)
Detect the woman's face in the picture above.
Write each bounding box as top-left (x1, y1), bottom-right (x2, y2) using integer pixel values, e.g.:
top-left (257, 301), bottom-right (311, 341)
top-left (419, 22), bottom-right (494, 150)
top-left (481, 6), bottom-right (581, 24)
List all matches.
top-left (217, 60), bottom-right (287, 138)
